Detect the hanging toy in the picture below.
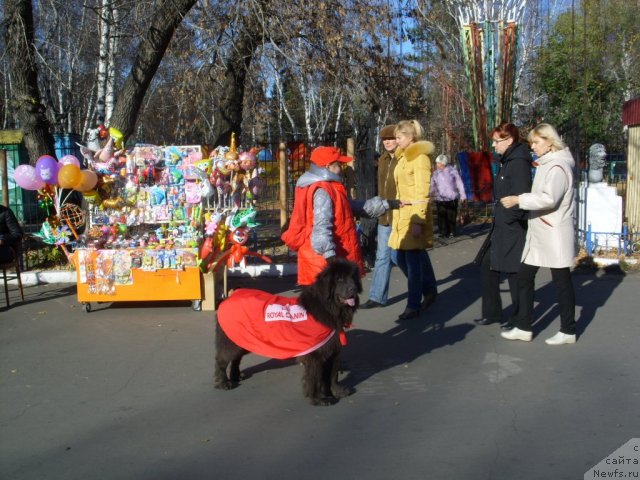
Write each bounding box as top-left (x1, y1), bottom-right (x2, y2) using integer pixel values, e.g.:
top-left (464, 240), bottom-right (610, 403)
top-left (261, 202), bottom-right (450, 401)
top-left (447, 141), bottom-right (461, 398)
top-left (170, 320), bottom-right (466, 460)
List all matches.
top-left (248, 168), bottom-right (266, 197)
top-left (212, 227), bottom-right (271, 271)
top-left (37, 190), bottom-right (55, 216)
top-left (199, 212), bottom-right (225, 272)
top-left (95, 136), bottom-right (115, 162)
top-left (224, 132), bottom-right (239, 161)
top-left (228, 206), bottom-right (259, 229)
top-left (238, 150), bottom-right (257, 171)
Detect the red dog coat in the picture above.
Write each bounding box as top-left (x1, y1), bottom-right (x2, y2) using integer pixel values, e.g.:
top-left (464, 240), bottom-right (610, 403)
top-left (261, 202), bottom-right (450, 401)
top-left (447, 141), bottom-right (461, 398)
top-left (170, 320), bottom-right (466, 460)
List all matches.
top-left (217, 289), bottom-right (341, 359)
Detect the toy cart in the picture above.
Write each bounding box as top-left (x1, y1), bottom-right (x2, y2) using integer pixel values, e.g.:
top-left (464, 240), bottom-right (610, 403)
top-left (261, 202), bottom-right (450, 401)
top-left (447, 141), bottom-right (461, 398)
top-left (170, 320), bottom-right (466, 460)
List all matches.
top-left (73, 144), bottom-right (208, 312)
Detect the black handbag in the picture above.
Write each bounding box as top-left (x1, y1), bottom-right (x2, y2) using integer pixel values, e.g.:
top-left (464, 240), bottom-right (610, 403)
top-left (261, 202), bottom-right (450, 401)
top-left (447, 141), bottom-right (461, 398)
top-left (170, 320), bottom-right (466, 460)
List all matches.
top-left (473, 234), bottom-right (491, 266)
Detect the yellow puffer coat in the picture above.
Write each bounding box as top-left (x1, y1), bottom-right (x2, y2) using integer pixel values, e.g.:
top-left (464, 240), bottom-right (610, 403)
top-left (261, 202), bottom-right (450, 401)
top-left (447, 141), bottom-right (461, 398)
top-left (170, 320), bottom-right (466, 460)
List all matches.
top-left (388, 140), bottom-right (435, 250)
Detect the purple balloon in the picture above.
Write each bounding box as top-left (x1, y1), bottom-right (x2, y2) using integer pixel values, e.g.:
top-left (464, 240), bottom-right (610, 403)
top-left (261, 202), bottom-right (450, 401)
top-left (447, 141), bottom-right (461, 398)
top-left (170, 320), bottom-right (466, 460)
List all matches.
top-left (59, 154), bottom-right (81, 168)
top-left (14, 164), bottom-right (46, 190)
top-left (35, 155), bottom-right (59, 185)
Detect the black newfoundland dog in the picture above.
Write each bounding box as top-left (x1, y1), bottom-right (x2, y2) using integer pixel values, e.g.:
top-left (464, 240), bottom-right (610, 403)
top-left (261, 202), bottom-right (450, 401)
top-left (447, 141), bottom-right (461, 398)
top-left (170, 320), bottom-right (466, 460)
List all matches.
top-left (214, 258), bottom-right (361, 406)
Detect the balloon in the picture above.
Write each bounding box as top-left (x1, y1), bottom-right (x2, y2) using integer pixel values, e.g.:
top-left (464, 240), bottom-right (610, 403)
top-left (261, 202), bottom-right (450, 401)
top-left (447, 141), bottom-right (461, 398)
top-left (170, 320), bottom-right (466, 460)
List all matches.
top-left (257, 149), bottom-right (273, 162)
top-left (108, 127), bottom-right (124, 149)
top-left (249, 176), bottom-right (266, 196)
top-left (74, 170), bottom-right (98, 192)
top-left (58, 164), bottom-right (82, 188)
top-left (59, 154), bottom-right (81, 168)
top-left (35, 155), bottom-right (59, 184)
top-left (97, 137), bottom-right (114, 162)
top-left (238, 151), bottom-right (257, 170)
top-left (14, 164), bottom-right (46, 190)
top-left (82, 190), bottom-right (102, 205)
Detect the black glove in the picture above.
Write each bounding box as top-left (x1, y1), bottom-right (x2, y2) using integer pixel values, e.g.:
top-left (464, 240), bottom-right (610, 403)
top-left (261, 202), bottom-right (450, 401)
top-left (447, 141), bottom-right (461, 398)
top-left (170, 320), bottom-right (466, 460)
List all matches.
top-left (386, 199), bottom-right (401, 209)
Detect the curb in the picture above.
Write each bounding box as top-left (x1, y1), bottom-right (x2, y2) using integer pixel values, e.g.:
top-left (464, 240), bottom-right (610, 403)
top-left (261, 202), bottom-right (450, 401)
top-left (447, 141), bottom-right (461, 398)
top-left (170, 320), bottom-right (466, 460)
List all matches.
top-left (12, 264), bottom-right (298, 286)
top-left (20, 271), bottom-right (77, 287)
top-left (226, 263), bottom-right (297, 278)
top-left (593, 257), bottom-right (638, 267)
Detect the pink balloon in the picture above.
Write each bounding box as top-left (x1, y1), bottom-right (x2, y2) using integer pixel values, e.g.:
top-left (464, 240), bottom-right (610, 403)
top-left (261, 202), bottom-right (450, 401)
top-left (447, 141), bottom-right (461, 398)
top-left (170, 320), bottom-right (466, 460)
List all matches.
top-left (35, 155), bottom-right (59, 185)
top-left (59, 154), bottom-right (81, 168)
top-left (14, 164), bottom-right (46, 190)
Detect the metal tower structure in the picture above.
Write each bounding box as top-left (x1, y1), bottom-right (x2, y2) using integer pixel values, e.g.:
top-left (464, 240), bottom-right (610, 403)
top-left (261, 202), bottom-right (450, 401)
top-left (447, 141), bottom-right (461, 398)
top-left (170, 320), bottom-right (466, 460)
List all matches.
top-left (451, 0), bottom-right (528, 151)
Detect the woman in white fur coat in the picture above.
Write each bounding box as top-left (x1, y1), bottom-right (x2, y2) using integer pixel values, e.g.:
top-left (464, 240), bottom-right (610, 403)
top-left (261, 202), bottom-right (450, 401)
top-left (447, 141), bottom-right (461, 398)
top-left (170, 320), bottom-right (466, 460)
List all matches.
top-left (499, 123), bottom-right (577, 345)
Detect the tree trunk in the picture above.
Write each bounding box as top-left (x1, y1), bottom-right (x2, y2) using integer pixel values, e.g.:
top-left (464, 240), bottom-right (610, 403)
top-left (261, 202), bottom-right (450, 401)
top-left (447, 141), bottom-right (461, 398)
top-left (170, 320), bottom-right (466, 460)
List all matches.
top-left (108, 0), bottom-right (197, 140)
top-left (210, 24), bottom-right (261, 147)
top-left (4, 0), bottom-right (56, 163)
top-left (95, 0), bottom-right (111, 125)
top-left (105, 3), bottom-right (120, 124)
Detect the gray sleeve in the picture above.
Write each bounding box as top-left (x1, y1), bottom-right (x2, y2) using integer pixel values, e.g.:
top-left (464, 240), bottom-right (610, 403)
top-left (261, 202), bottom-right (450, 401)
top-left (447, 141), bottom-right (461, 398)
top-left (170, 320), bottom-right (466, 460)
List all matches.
top-left (350, 196), bottom-right (389, 218)
top-left (311, 188), bottom-right (336, 258)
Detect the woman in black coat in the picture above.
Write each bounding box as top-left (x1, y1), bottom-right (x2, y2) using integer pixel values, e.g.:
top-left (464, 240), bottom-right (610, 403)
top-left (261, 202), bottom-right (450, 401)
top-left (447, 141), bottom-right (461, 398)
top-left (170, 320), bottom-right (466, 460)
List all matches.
top-left (0, 204), bottom-right (23, 263)
top-left (475, 123), bottom-right (532, 329)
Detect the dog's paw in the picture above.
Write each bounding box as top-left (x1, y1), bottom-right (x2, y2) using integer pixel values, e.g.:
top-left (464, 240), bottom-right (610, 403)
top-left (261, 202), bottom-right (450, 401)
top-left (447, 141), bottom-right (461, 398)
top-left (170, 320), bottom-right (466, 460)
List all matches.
top-left (331, 384), bottom-right (354, 398)
top-left (309, 395), bottom-right (339, 406)
top-left (214, 380), bottom-right (238, 391)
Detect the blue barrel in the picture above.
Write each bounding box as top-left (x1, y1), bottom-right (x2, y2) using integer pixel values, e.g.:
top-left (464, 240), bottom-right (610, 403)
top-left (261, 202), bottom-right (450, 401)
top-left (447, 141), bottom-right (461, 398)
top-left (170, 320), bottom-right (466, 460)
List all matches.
top-left (54, 133), bottom-right (83, 165)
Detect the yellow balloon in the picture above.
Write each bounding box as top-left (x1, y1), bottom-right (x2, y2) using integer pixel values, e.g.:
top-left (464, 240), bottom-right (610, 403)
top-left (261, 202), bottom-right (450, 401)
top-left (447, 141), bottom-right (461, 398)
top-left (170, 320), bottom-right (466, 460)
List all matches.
top-left (74, 170), bottom-right (98, 192)
top-left (109, 127), bottom-right (124, 149)
top-left (58, 164), bottom-right (82, 189)
top-left (82, 190), bottom-right (102, 205)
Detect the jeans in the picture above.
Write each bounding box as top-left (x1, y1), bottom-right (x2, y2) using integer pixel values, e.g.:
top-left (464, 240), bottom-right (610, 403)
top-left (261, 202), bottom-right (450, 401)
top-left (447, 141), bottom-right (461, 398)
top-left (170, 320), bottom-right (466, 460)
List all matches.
top-left (392, 248), bottom-right (437, 310)
top-left (512, 263), bottom-right (576, 335)
top-left (367, 224), bottom-right (394, 304)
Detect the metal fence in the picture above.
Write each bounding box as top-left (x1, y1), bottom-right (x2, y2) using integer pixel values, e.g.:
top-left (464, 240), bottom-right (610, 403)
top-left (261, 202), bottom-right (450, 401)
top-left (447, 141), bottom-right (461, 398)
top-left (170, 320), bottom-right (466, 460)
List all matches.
top-left (9, 131), bottom-right (633, 270)
top-left (251, 132), bottom-right (354, 260)
top-left (578, 224), bottom-right (640, 257)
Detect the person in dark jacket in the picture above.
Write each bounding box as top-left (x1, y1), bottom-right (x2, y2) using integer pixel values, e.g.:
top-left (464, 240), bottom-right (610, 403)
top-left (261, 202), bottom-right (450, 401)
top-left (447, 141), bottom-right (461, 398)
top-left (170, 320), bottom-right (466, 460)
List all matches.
top-left (0, 205), bottom-right (23, 263)
top-left (361, 125), bottom-right (400, 309)
top-left (474, 123), bottom-right (532, 329)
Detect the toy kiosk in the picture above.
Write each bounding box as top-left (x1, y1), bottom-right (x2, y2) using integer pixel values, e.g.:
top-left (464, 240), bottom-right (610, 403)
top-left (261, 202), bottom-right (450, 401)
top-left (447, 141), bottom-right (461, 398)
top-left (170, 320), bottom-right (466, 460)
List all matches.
top-left (74, 144), bottom-right (206, 312)
top-left (72, 134), bottom-right (269, 312)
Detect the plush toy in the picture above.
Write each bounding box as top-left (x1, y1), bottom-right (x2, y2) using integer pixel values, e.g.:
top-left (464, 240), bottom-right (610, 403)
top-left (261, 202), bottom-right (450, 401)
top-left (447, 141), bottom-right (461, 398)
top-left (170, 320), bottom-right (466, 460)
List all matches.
top-left (86, 127), bottom-right (102, 152)
top-left (198, 212), bottom-right (225, 272)
top-left (212, 227), bottom-right (271, 271)
top-left (228, 207), bottom-right (259, 229)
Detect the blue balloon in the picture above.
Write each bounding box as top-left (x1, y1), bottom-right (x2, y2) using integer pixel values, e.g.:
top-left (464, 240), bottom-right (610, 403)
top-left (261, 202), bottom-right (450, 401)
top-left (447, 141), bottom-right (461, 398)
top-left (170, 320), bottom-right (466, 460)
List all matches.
top-left (257, 149), bottom-right (273, 162)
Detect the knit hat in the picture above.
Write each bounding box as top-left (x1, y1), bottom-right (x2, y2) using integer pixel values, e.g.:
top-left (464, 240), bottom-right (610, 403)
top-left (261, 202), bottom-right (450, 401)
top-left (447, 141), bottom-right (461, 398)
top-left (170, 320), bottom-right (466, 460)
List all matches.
top-left (435, 154), bottom-right (449, 165)
top-left (379, 125), bottom-right (397, 139)
top-left (310, 146), bottom-right (352, 167)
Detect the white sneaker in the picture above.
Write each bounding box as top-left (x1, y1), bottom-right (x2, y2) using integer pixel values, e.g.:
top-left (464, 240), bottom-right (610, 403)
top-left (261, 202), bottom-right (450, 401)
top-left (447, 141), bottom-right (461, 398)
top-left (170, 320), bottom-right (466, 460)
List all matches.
top-left (545, 332), bottom-right (576, 345)
top-left (500, 327), bottom-right (533, 342)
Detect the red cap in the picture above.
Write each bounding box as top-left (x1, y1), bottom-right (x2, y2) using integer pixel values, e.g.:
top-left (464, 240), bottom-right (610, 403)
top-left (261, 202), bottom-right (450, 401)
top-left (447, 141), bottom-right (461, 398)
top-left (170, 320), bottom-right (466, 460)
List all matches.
top-left (309, 146), bottom-right (352, 167)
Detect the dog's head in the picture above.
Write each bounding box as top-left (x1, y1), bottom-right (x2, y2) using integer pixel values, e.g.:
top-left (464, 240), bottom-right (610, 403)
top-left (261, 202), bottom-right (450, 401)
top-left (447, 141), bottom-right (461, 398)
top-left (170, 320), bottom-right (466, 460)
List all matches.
top-left (313, 258), bottom-right (362, 311)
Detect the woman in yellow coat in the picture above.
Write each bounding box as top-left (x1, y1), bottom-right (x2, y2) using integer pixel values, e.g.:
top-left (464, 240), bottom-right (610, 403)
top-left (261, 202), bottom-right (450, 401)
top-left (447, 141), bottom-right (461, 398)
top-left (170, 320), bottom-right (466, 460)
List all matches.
top-left (389, 120), bottom-right (438, 319)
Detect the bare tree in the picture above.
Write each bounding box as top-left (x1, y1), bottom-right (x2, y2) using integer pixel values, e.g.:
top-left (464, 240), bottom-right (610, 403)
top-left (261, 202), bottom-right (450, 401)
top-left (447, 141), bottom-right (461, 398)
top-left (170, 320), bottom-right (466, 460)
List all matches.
top-left (108, 0), bottom-right (197, 139)
top-left (3, 0), bottom-right (56, 162)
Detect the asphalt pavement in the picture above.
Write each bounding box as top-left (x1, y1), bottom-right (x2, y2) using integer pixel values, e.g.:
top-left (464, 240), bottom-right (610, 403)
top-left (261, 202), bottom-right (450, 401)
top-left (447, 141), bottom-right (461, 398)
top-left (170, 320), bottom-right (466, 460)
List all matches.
top-left (1, 224), bottom-right (639, 480)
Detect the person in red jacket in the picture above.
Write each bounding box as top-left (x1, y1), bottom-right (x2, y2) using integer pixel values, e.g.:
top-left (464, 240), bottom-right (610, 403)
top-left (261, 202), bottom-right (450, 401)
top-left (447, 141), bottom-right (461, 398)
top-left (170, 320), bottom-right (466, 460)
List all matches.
top-left (282, 146), bottom-right (392, 285)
